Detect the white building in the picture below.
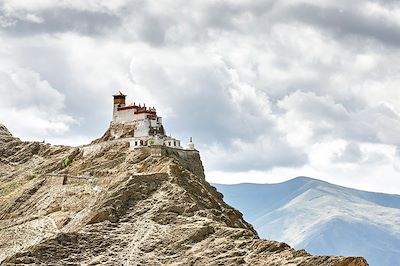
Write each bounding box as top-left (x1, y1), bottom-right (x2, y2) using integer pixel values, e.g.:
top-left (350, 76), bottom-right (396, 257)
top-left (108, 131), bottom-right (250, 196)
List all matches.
top-left (111, 91), bottom-right (189, 150)
top-left (112, 91), bottom-right (164, 136)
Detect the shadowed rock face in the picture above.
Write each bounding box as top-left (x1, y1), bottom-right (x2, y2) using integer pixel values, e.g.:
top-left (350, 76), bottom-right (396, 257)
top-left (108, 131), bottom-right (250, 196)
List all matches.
top-left (0, 124), bottom-right (11, 136)
top-left (0, 124), bottom-right (368, 265)
top-left (0, 124), bottom-right (13, 142)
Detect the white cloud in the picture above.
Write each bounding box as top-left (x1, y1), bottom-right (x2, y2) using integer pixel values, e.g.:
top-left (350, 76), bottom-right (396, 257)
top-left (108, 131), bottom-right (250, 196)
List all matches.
top-left (0, 64), bottom-right (75, 139)
top-left (0, 65), bottom-right (65, 110)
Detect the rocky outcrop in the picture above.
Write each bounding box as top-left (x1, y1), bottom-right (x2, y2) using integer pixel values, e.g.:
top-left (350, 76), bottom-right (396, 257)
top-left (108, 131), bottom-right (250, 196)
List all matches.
top-left (0, 124), bottom-right (368, 265)
top-left (92, 123), bottom-right (137, 144)
top-left (0, 124), bottom-right (15, 143)
top-left (0, 124), bottom-right (11, 137)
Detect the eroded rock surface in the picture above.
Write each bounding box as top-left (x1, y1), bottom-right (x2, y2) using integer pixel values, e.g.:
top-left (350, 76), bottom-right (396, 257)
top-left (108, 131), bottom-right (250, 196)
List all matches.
top-left (0, 124), bottom-right (11, 136)
top-left (0, 124), bottom-right (368, 265)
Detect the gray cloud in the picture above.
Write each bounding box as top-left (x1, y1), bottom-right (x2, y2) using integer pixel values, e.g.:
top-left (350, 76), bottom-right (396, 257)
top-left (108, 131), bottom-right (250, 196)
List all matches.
top-left (129, 52), bottom-right (273, 143)
top-left (279, 91), bottom-right (400, 147)
top-left (204, 136), bottom-right (308, 172)
top-left (128, 49), bottom-right (309, 171)
top-left (335, 142), bottom-right (363, 163)
top-left (0, 8), bottom-right (121, 36)
top-left (286, 3), bottom-right (400, 47)
top-left (0, 64), bottom-right (75, 138)
top-left (136, 15), bottom-right (168, 46)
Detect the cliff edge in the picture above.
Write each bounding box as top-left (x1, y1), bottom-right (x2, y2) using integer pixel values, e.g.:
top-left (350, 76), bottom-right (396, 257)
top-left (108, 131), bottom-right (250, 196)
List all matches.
top-left (0, 124), bottom-right (368, 265)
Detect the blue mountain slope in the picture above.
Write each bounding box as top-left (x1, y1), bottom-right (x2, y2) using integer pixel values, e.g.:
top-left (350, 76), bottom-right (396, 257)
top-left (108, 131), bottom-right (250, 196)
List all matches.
top-left (302, 218), bottom-right (400, 266)
top-left (213, 177), bottom-right (400, 266)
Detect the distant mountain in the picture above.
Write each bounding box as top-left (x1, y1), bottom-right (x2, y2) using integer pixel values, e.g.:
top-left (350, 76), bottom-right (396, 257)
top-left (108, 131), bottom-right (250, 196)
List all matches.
top-left (214, 177), bottom-right (400, 266)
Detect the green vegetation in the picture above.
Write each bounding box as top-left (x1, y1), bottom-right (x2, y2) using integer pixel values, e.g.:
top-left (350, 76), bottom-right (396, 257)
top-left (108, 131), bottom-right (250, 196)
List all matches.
top-left (62, 157), bottom-right (72, 168)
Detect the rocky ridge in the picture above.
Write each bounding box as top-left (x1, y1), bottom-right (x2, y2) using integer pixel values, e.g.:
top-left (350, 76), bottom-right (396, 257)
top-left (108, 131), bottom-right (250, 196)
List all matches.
top-left (0, 125), bottom-right (368, 265)
top-left (0, 124), bottom-right (13, 139)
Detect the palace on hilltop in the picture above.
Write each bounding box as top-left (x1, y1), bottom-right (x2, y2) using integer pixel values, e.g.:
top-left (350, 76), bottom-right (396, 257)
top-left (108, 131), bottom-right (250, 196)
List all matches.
top-left (110, 91), bottom-right (195, 151)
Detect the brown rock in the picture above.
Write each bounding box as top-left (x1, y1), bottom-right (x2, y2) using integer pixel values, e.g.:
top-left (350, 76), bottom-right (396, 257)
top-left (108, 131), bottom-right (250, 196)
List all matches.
top-left (0, 124), bottom-right (369, 265)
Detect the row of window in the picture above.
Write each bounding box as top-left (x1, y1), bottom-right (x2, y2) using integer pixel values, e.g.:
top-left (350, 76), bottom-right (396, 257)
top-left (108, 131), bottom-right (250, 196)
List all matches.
top-left (132, 140), bottom-right (181, 147)
top-left (166, 140), bottom-right (180, 147)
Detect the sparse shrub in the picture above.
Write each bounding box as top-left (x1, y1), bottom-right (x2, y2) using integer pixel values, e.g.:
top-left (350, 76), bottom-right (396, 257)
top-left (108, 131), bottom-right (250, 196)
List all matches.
top-left (62, 157), bottom-right (72, 168)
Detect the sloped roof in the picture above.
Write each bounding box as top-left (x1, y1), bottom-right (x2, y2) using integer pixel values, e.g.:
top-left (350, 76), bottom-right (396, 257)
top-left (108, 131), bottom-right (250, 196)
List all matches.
top-left (113, 91), bottom-right (126, 97)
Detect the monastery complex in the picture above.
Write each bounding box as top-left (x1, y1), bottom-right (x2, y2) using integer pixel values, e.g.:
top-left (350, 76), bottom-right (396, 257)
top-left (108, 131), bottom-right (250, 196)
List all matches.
top-left (100, 91), bottom-right (195, 152)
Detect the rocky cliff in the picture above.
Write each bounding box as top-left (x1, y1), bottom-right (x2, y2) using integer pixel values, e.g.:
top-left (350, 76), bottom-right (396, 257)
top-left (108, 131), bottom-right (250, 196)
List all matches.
top-left (0, 125), bottom-right (368, 265)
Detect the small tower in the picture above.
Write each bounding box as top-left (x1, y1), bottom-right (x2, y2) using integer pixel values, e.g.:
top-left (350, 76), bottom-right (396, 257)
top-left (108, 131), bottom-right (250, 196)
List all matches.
top-left (187, 137), bottom-right (195, 150)
top-left (113, 91), bottom-right (126, 105)
top-left (113, 91), bottom-right (126, 117)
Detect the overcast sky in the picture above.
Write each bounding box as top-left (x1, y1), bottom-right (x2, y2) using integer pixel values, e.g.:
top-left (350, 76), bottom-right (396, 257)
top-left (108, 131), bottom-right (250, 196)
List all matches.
top-left (1, 0), bottom-right (400, 194)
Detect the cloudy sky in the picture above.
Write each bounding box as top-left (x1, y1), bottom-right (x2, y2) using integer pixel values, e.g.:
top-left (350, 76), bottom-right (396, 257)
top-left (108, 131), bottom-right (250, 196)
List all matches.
top-left (1, 0), bottom-right (400, 194)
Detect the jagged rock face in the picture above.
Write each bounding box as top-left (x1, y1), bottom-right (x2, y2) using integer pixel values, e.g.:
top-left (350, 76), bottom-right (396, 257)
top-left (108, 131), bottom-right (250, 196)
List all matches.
top-left (0, 131), bottom-right (368, 265)
top-left (0, 124), bottom-right (11, 136)
top-left (92, 123), bottom-right (137, 143)
top-left (0, 124), bottom-right (14, 143)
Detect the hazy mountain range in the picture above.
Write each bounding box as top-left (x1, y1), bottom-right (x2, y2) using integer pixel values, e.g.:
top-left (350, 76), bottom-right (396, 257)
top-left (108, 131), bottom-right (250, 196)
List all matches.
top-left (214, 177), bottom-right (400, 266)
